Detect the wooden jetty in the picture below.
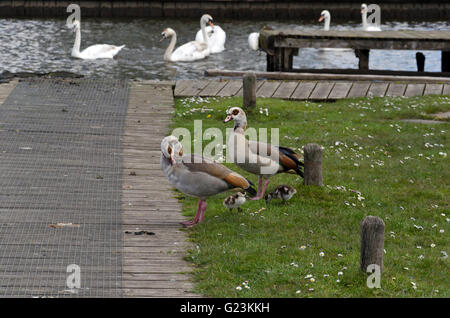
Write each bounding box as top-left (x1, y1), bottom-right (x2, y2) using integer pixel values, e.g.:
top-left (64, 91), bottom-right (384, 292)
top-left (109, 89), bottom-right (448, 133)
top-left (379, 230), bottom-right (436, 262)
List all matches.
top-left (258, 29), bottom-right (450, 73)
top-left (0, 79), bottom-right (200, 298)
top-left (175, 79), bottom-right (450, 100)
top-left (122, 81), bottom-right (200, 298)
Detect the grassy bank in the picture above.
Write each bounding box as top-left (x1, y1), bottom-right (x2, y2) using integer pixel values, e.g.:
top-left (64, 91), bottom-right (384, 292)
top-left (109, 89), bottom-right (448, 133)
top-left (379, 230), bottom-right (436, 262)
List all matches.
top-left (170, 94), bottom-right (449, 297)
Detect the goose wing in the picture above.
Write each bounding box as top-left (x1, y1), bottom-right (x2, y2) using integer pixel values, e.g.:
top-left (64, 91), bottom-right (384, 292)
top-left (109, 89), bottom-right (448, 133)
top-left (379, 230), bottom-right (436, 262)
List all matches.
top-left (182, 154), bottom-right (256, 194)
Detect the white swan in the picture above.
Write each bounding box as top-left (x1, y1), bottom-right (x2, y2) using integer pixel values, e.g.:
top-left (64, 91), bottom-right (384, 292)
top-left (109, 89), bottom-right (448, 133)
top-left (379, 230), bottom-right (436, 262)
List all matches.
top-left (248, 32), bottom-right (260, 51)
top-left (318, 10), bottom-right (331, 31)
top-left (361, 3), bottom-right (382, 31)
top-left (70, 20), bottom-right (125, 59)
top-left (161, 15), bottom-right (212, 62)
top-left (195, 15), bottom-right (226, 53)
top-left (161, 28), bottom-right (210, 62)
top-left (318, 10), bottom-right (352, 52)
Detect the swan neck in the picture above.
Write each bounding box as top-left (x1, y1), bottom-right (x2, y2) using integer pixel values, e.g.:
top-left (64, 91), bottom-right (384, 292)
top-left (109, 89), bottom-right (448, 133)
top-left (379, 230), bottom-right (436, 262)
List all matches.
top-left (200, 20), bottom-right (209, 45)
top-left (164, 33), bottom-right (177, 61)
top-left (362, 11), bottom-right (367, 27)
top-left (324, 16), bottom-right (330, 31)
top-left (72, 26), bottom-right (81, 56)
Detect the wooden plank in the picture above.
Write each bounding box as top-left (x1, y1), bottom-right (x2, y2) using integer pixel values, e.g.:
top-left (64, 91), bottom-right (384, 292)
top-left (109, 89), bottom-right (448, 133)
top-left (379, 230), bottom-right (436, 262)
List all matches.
top-left (404, 83), bottom-right (425, 97)
top-left (174, 80), bottom-right (191, 96)
top-left (328, 82), bottom-right (353, 99)
top-left (309, 81), bottom-right (334, 100)
top-left (271, 81), bottom-right (299, 99)
top-left (367, 82), bottom-right (389, 97)
top-left (256, 81), bottom-right (281, 98)
top-left (262, 30), bottom-right (450, 51)
top-left (176, 80), bottom-right (210, 96)
top-left (443, 84), bottom-right (450, 95)
top-left (198, 80), bottom-right (228, 96)
top-left (216, 80), bottom-right (242, 97)
top-left (423, 83), bottom-right (444, 95)
top-left (206, 69), bottom-right (450, 84)
top-left (290, 81), bottom-right (317, 99)
top-left (236, 80), bottom-right (264, 97)
top-left (123, 82), bottom-right (199, 298)
top-left (123, 288), bottom-right (201, 298)
top-left (0, 80), bottom-right (18, 105)
top-left (385, 83), bottom-right (407, 97)
top-left (347, 82), bottom-right (371, 98)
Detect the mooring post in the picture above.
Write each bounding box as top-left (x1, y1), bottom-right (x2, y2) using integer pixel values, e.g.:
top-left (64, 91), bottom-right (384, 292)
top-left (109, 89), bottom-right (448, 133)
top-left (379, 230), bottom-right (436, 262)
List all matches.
top-left (355, 49), bottom-right (370, 70)
top-left (442, 51), bottom-right (450, 73)
top-left (303, 143), bottom-right (322, 186)
top-left (416, 52), bottom-right (425, 72)
top-left (360, 216), bottom-right (385, 273)
top-left (243, 72), bottom-right (256, 108)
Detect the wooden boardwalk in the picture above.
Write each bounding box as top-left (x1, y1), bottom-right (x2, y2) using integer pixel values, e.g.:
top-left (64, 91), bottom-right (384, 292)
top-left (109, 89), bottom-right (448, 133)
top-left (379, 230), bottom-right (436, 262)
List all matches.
top-left (174, 79), bottom-right (450, 100)
top-left (0, 79), bottom-right (199, 298)
top-left (122, 81), bottom-right (199, 298)
top-left (0, 80), bottom-right (17, 104)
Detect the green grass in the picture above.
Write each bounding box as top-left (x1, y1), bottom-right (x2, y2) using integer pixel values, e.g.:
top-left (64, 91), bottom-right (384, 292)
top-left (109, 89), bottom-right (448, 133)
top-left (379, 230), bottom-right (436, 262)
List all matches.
top-left (170, 95), bottom-right (449, 297)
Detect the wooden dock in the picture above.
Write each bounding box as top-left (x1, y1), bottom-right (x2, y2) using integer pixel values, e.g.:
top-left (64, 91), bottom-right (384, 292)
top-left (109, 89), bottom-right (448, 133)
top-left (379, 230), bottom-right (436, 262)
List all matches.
top-left (122, 81), bottom-right (199, 298)
top-left (258, 29), bottom-right (450, 73)
top-left (174, 79), bottom-right (450, 100)
top-left (0, 79), bottom-right (200, 298)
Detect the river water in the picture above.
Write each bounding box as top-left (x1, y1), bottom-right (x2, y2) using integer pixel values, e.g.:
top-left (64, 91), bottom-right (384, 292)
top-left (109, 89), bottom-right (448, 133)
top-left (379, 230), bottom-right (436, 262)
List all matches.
top-left (0, 18), bottom-right (448, 80)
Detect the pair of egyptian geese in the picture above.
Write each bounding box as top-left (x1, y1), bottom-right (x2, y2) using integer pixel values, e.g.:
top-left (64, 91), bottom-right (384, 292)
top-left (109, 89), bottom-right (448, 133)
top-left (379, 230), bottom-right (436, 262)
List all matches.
top-left (161, 107), bottom-right (304, 227)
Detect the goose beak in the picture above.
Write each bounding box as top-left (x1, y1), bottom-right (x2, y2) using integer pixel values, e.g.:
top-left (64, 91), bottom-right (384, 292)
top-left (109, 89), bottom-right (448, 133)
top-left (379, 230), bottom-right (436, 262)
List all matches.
top-left (361, 9), bottom-right (365, 14)
top-left (209, 21), bottom-right (214, 27)
top-left (170, 156), bottom-right (176, 165)
top-left (224, 115), bottom-right (232, 123)
top-left (318, 16), bottom-right (324, 22)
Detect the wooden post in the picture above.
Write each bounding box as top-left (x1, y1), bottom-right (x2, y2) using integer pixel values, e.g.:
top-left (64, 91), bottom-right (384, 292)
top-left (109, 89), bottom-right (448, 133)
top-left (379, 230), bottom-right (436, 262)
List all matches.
top-left (355, 49), bottom-right (370, 70)
top-left (442, 51), bottom-right (450, 73)
top-left (242, 72), bottom-right (256, 108)
top-left (303, 143), bottom-right (322, 186)
top-left (266, 54), bottom-right (274, 72)
top-left (416, 52), bottom-right (425, 72)
top-left (360, 216), bottom-right (385, 272)
top-left (281, 48), bottom-right (297, 72)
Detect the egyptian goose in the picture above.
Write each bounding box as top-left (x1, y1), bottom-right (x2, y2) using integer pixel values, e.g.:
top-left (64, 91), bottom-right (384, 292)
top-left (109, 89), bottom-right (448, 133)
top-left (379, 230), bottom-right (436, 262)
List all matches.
top-left (265, 185), bottom-right (297, 204)
top-left (224, 107), bottom-right (304, 200)
top-left (223, 192), bottom-right (246, 212)
top-left (160, 136), bottom-right (256, 227)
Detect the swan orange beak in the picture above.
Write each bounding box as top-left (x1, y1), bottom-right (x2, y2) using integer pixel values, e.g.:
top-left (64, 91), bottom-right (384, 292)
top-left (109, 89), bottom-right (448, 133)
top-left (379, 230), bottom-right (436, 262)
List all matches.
top-left (318, 16), bottom-right (324, 22)
top-left (209, 21), bottom-right (214, 27)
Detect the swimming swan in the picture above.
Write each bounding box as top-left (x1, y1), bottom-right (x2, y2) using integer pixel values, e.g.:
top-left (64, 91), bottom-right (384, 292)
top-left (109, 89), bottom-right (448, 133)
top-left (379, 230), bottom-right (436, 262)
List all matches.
top-left (195, 15), bottom-right (226, 53)
top-left (161, 15), bottom-right (212, 62)
top-left (70, 20), bottom-right (125, 59)
top-left (361, 3), bottom-right (382, 31)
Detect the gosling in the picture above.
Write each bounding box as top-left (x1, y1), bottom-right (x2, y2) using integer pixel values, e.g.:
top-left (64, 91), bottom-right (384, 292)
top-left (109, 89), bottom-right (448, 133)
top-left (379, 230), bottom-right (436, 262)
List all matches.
top-left (223, 192), bottom-right (246, 212)
top-left (265, 185), bottom-right (297, 204)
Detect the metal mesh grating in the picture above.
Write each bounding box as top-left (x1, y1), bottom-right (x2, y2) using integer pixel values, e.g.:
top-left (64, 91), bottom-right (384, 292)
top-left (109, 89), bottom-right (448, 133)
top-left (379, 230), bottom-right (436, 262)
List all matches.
top-left (0, 78), bottom-right (129, 297)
